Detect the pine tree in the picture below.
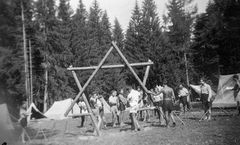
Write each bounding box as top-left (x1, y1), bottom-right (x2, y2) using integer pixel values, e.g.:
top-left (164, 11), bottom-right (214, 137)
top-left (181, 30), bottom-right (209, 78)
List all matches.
top-left (0, 0), bottom-right (34, 105)
top-left (163, 0), bottom-right (197, 87)
top-left (124, 1), bottom-right (144, 86)
top-left (191, 0), bottom-right (240, 86)
top-left (138, 0), bottom-right (162, 87)
top-left (113, 18), bottom-right (124, 49)
top-left (125, 1), bottom-right (143, 63)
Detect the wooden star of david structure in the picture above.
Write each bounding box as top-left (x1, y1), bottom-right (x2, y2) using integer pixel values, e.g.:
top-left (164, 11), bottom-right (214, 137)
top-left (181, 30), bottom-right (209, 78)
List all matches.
top-left (64, 42), bottom-right (153, 136)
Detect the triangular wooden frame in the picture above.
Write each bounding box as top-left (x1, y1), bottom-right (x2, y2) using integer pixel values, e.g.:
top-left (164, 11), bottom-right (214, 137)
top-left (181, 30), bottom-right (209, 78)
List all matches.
top-left (64, 42), bottom-right (153, 136)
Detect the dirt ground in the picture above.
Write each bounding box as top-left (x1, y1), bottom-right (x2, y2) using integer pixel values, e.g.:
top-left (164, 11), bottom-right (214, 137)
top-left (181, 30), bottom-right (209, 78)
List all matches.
top-left (9, 107), bottom-right (240, 145)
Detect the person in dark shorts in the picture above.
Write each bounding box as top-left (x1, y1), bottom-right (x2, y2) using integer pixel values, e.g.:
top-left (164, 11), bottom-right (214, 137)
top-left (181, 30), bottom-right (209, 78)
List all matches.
top-left (200, 78), bottom-right (212, 120)
top-left (161, 80), bottom-right (176, 127)
top-left (178, 84), bottom-right (189, 113)
top-left (118, 88), bottom-right (127, 126)
top-left (19, 101), bottom-right (31, 143)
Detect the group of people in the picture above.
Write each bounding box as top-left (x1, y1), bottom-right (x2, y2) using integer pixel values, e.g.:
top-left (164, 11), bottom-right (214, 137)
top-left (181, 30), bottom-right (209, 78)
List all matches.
top-left (77, 80), bottom-right (194, 131)
top-left (76, 75), bottom-right (240, 132)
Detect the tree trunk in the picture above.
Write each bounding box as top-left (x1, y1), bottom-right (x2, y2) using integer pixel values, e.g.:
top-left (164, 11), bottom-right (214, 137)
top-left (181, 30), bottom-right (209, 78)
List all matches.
top-left (29, 40), bottom-right (33, 104)
top-left (21, 1), bottom-right (30, 107)
top-left (43, 68), bottom-right (48, 112)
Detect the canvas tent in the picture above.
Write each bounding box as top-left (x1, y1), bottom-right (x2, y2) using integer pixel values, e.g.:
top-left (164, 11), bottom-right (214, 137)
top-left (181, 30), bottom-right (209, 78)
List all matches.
top-left (212, 74), bottom-right (239, 108)
top-left (190, 84), bottom-right (216, 97)
top-left (0, 103), bottom-right (14, 130)
top-left (27, 103), bottom-right (46, 121)
top-left (44, 98), bottom-right (81, 120)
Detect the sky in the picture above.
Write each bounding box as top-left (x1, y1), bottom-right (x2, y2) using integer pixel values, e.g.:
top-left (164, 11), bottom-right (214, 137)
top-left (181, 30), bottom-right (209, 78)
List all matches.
top-left (66, 0), bottom-right (209, 31)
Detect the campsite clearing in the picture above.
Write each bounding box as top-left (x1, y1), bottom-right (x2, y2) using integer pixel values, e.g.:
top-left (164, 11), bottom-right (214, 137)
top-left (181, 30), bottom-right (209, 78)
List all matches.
top-left (14, 108), bottom-right (240, 145)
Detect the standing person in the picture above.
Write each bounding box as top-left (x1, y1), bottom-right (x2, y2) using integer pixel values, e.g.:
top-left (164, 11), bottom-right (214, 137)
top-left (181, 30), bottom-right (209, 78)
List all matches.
top-left (118, 88), bottom-right (127, 126)
top-left (90, 93), bottom-right (105, 130)
top-left (78, 97), bottom-right (87, 127)
top-left (200, 78), bottom-right (213, 120)
top-left (161, 80), bottom-right (176, 128)
top-left (232, 75), bottom-right (240, 115)
top-left (178, 84), bottom-right (189, 113)
top-left (19, 101), bottom-right (31, 143)
top-left (109, 90), bottom-right (119, 127)
top-left (127, 85), bottom-right (141, 131)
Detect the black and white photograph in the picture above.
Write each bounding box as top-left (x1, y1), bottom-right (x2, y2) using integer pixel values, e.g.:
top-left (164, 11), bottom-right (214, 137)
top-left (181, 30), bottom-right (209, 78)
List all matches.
top-left (0, 0), bottom-right (240, 144)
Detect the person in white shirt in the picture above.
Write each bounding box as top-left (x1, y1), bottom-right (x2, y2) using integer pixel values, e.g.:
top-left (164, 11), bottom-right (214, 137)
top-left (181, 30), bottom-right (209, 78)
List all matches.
top-left (178, 84), bottom-right (189, 113)
top-left (109, 90), bottom-right (119, 127)
top-left (127, 86), bottom-right (141, 131)
top-left (200, 78), bottom-right (212, 120)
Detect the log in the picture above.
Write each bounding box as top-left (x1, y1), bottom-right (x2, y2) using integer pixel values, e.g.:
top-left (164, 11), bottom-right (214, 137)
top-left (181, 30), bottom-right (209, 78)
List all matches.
top-left (67, 62), bottom-right (153, 71)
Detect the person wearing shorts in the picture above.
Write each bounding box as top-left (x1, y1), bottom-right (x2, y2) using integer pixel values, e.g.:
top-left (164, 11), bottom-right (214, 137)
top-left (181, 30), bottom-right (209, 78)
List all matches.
top-left (118, 88), bottom-right (127, 126)
top-left (109, 90), bottom-right (119, 127)
top-left (178, 84), bottom-right (189, 113)
top-left (127, 86), bottom-right (141, 131)
top-left (161, 80), bottom-right (176, 127)
top-left (78, 98), bottom-right (88, 127)
top-left (200, 78), bottom-right (212, 120)
top-left (90, 93), bottom-right (105, 130)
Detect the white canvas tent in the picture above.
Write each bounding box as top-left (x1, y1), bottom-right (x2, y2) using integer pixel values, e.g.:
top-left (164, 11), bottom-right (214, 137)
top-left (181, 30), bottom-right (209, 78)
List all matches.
top-left (0, 103), bottom-right (14, 130)
top-left (212, 74), bottom-right (239, 108)
top-left (190, 84), bottom-right (217, 97)
top-left (44, 98), bottom-right (80, 120)
top-left (27, 103), bottom-right (46, 121)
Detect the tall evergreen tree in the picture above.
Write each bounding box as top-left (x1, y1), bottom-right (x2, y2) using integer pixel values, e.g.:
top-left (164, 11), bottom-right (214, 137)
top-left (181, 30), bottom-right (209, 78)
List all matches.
top-left (191, 0), bottom-right (240, 87)
top-left (138, 0), bottom-right (162, 87)
top-left (163, 0), bottom-right (197, 87)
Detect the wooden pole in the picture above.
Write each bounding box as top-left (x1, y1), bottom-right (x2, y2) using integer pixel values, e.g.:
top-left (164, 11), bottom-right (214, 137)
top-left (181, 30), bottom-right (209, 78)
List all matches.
top-left (71, 69), bottom-right (100, 136)
top-left (112, 42), bottom-right (150, 93)
top-left (64, 46), bottom-right (114, 117)
top-left (21, 1), bottom-right (30, 107)
top-left (67, 62), bottom-right (153, 71)
top-left (184, 52), bottom-right (189, 86)
top-left (29, 40), bottom-right (33, 104)
top-left (143, 60), bottom-right (151, 86)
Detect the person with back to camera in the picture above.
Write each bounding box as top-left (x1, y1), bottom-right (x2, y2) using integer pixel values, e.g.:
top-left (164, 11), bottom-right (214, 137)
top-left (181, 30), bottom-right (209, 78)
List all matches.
top-left (149, 80), bottom-right (176, 128)
top-left (127, 85), bottom-right (141, 131)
